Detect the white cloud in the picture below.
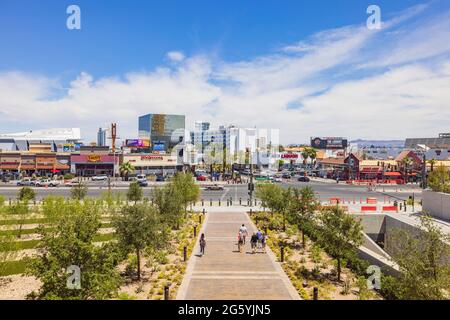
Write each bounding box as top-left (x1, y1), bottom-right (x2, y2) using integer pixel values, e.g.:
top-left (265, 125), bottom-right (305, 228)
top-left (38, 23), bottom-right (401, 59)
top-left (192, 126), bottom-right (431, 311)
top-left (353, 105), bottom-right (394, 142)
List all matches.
top-left (0, 4), bottom-right (449, 144)
top-left (167, 51), bottom-right (185, 62)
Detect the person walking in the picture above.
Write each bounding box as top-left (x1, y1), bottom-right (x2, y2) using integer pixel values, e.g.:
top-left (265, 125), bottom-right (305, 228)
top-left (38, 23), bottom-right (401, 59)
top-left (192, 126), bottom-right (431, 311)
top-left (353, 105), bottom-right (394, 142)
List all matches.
top-left (239, 224), bottom-right (248, 244)
top-left (250, 233), bottom-right (258, 254)
top-left (237, 232), bottom-right (244, 253)
top-left (199, 233), bottom-right (206, 255)
top-left (256, 229), bottom-right (263, 250)
top-left (261, 233), bottom-right (267, 253)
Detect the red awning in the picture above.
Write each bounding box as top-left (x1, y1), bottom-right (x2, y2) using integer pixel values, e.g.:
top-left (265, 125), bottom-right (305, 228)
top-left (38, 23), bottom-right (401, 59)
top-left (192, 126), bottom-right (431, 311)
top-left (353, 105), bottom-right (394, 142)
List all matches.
top-left (384, 172), bottom-right (401, 177)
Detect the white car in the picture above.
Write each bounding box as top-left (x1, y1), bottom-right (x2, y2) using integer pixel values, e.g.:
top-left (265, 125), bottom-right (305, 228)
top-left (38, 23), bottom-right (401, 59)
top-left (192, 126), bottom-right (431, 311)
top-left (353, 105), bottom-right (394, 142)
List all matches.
top-left (35, 179), bottom-right (60, 187)
top-left (92, 175), bottom-right (108, 181)
top-left (273, 177), bottom-right (283, 183)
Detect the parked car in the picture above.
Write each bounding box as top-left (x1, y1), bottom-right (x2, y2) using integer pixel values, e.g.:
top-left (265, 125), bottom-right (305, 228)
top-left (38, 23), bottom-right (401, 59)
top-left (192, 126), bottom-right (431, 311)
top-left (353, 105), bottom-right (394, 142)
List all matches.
top-left (92, 175), bottom-right (108, 181)
top-left (17, 179), bottom-right (35, 186)
top-left (205, 184), bottom-right (224, 191)
top-left (156, 175), bottom-right (165, 182)
top-left (282, 173), bottom-right (291, 179)
top-left (297, 176), bottom-right (311, 182)
top-left (66, 179), bottom-right (82, 187)
top-left (197, 175), bottom-right (207, 182)
top-left (273, 176), bottom-right (283, 183)
top-left (138, 180), bottom-right (149, 187)
top-left (35, 179), bottom-right (60, 187)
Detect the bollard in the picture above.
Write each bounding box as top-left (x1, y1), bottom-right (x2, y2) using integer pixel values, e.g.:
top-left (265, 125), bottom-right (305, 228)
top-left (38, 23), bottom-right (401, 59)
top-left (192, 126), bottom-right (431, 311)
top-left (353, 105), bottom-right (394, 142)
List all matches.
top-left (183, 246), bottom-right (187, 262)
top-left (194, 226), bottom-right (197, 237)
top-left (9, 198), bottom-right (11, 205)
top-left (280, 246), bottom-right (285, 263)
top-left (219, 200), bottom-right (221, 206)
top-left (230, 197), bottom-right (233, 206)
top-left (247, 199), bottom-right (250, 206)
top-left (255, 199), bottom-right (257, 206)
top-left (202, 199), bottom-right (204, 206)
top-left (404, 201), bottom-right (407, 212)
top-left (399, 202), bottom-right (403, 211)
top-left (202, 208), bottom-right (206, 215)
top-left (227, 199), bottom-right (229, 207)
top-left (313, 287), bottom-right (318, 300)
top-left (250, 208), bottom-right (253, 215)
top-left (199, 215), bottom-right (202, 224)
top-left (210, 199), bottom-right (212, 206)
top-left (164, 285), bottom-right (170, 300)
top-left (239, 198), bottom-right (242, 205)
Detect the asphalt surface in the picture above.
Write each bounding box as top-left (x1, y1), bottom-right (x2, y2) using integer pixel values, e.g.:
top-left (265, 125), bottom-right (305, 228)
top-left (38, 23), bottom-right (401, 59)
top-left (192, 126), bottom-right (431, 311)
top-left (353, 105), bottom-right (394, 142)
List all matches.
top-left (0, 180), bottom-right (422, 202)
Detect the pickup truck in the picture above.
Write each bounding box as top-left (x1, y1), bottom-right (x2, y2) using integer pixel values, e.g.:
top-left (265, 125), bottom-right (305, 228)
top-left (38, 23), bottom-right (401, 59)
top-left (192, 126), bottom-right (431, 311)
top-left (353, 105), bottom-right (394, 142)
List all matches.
top-left (35, 179), bottom-right (60, 187)
top-left (17, 179), bottom-right (36, 186)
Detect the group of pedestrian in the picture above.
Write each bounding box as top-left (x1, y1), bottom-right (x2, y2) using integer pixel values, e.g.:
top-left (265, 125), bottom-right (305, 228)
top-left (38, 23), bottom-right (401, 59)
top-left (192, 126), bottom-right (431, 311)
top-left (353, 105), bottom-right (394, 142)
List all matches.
top-left (237, 224), bottom-right (266, 254)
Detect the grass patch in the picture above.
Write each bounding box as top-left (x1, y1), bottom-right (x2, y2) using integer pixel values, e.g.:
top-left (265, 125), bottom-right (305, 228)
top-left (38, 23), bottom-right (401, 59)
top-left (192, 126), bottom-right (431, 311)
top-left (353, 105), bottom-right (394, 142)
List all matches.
top-left (0, 259), bottom-right (35, 276)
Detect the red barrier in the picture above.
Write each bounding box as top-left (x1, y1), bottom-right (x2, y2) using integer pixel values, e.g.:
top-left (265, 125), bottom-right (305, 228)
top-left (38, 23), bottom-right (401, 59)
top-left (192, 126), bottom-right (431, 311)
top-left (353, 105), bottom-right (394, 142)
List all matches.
top-left (382, 206), bottom-right (398, 212)
top-left (366, 198), bottom-right (377, 204)
top-left (361, 206), bottom-right (377, 212)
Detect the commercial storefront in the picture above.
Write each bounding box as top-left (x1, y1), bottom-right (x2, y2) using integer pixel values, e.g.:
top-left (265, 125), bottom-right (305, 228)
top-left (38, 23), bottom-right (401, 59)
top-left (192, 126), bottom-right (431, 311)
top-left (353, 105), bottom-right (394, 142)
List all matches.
top-left (70, 154), bottom-right (116, 177)
top-left (0, 152), bottom-right (71, 177)
top-left (122, 154), bottom-right (181, 176)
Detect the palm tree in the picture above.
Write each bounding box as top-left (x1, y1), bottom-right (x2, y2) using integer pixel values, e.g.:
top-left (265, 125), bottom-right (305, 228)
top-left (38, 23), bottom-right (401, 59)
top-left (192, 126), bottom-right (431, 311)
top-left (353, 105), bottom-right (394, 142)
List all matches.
top-left (401, 157), bottom-right (413, 184)
top-left (308, 148), bottom-right (317, 168)
top-left (301, 149), bottom-right (309, 167)
top-left (119, 161), bottom-right (135, 181)
top-left (427, 158), bottom-right (437, 172)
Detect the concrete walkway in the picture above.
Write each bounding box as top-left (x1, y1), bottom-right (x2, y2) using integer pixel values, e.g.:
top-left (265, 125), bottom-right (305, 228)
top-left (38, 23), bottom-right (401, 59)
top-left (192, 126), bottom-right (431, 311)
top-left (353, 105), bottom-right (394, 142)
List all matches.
top-left (177, 208), bottom-right (300, 300)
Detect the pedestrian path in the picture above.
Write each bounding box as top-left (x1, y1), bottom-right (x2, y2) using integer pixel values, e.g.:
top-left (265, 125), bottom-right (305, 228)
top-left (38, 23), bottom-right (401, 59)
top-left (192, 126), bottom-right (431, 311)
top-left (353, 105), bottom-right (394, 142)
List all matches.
top-left (176, 209), bottom-right (300, 300)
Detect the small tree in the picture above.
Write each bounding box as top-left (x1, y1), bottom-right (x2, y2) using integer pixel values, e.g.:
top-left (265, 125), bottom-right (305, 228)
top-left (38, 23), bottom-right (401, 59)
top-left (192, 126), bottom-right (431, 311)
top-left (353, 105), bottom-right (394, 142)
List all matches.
top-left (318, 206), bottom-right (363, 281)
top-left (288, 187), bottom-right (319, 247)
top-left (127, 182), bottom-right (143, 204)
top-left (0, 209), bottom-right (18, 274)
top-left (18, 186), bottom-right (35, 202)
top-left (388, 215), bottom-right (450, 300)
top-left (427, 165), bottom-right (450, 193)
top-left (255, 183), bottom-right (285, 214)
top-left (70, 182), bottom-right (88, 200)
top-left (152, 184), bottom-right (184, 229)
top-left (26, 199), bottom-right (121, 299)
top-left (113, 204), bottom-right (168, 280)
top-left (7, 200), bottom-right (30, 239)
top-left (172, 173), bottom-right (200, 216)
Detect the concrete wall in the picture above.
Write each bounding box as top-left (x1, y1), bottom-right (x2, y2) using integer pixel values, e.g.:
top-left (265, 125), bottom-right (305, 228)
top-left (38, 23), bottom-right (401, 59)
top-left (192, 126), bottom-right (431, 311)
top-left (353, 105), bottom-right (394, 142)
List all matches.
top-left (422, 190), bottom-right (450, 222)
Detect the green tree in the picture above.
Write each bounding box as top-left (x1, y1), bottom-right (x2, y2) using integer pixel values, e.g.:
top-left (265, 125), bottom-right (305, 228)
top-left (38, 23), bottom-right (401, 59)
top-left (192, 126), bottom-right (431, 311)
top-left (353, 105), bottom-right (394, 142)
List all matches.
top-left (256, 183), bottom-right (285, 214)
top-left (152, 184), bottom-right (184, 229)
top-left (126, 182), bottom-right (143, 204)
top-left (427, 165), bottom-right (450, 193)
top-left (0, 209), bottom-right (18, 275)
top-left (120, 161), bottom-right (135, 181)
top-left (172, 173), bottom-right (200, 216)
top-left (18, 186), bottom-right (35, 202)
top-left (427, 158), bottom-right (437, 172)
top-left (288, 187), bottom-right (319, 247)
top-left (318, 206), bottom-right (363, 281)
top-left (388, 215), bottom-right (450, 300)
top-left (7, 200), bottom-right (30, 239)
top-left (26, 199), bottom-right (121, 299)
top-left (70, 182), bottom-right (88, 200)
top-left (113, 204), bottom-right (168, 280)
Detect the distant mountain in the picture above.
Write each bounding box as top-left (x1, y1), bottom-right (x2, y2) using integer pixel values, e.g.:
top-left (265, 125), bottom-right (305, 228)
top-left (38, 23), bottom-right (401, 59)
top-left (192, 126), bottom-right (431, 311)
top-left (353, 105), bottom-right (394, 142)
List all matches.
top-left (349, 139), bottom-right (405, 148)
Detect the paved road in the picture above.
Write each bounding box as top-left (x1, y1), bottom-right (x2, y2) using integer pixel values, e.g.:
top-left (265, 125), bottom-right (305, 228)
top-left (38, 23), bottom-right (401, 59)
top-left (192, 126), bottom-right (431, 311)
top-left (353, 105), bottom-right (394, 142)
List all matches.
top-left (176, 208), bottom-right (300, 300)
top-left (0, 181), bottom-right (422, 202)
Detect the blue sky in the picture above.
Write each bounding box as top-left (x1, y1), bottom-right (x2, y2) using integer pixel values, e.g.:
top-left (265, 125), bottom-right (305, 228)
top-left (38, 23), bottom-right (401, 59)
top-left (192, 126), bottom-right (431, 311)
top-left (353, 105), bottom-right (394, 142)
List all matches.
top-left (0, 0), bottom-right (449, 143)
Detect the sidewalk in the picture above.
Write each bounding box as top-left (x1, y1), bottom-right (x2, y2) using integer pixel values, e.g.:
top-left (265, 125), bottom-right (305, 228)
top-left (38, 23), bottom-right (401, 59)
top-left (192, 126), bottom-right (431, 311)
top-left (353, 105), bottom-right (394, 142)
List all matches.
top-left (177, 209), bottom-right (300, 300)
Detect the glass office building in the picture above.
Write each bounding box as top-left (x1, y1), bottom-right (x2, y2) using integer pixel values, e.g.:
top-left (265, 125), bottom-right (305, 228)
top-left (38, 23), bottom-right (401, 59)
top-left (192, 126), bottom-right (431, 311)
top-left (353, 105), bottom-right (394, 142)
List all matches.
top-left (138, 114), bottom-right (185, 152)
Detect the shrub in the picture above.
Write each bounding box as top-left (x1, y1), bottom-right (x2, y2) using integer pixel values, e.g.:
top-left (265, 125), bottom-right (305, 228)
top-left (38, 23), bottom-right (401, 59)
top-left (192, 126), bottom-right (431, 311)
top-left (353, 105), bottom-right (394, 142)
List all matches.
top-left (18, 187), bottom-right (35, 202)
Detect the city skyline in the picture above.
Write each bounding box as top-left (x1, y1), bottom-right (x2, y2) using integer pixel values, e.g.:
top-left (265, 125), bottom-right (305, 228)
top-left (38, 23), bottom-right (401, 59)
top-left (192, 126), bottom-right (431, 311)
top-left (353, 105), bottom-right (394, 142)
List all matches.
top-left (0, 0), bottom-right (449, 144)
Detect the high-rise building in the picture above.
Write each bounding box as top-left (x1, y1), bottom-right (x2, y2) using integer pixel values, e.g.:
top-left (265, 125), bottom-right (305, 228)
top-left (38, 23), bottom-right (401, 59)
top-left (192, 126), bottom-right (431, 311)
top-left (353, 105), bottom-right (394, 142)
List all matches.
top-left (195, 121), bottom-right (210, 132)
top-left (138, 114), bottom-right (185, 152)
top-left (97, 127), bottom-right (107, 147)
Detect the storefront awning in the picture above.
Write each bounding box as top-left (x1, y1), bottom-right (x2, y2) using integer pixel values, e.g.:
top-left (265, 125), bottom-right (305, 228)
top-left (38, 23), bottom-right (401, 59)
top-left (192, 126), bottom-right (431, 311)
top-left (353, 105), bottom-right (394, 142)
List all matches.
top-left (384, 172), bottom-right (401, 177)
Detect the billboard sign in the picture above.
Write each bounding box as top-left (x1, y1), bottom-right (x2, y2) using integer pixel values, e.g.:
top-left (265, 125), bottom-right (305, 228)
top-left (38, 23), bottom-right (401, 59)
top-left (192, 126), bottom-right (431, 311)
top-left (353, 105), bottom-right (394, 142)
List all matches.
top-left (126, 139), bottom-right (150, 148)
top-left (153, 141), bottom-right (166, 152)
top-left (311, 137), bottom-right (348, 149)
